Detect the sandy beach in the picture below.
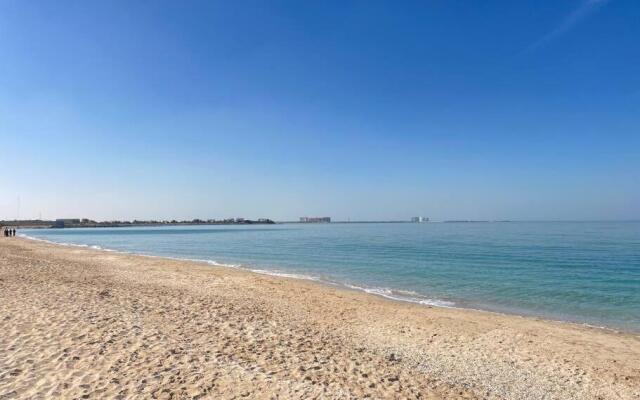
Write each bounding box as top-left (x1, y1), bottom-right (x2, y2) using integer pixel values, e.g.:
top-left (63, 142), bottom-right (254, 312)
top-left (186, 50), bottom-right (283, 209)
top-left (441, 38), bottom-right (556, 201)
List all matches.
top-left (0, 238), bottom-right (638, 399)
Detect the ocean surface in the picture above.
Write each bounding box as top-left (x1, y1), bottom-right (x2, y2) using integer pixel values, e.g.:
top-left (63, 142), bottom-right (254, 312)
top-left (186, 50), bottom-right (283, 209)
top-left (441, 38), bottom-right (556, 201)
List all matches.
top-left (21, 222), bottom-right (640, 331)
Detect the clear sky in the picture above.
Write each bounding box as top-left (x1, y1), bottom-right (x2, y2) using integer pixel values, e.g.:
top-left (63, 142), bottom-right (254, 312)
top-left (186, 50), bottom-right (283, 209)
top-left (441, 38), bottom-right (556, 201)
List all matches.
top-left (1, 0), bottom-right (638, 221)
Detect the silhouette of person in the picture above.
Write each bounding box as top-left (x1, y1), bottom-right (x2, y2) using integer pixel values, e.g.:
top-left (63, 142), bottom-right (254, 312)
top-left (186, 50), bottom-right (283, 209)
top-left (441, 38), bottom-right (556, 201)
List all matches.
top-left (12, 228), bottom-right (16, 237)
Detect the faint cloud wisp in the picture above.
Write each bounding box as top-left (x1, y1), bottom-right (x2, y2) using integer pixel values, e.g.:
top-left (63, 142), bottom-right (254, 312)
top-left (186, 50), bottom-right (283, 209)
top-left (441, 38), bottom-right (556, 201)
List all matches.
top-left (524, 0), bottom-right (611, 53)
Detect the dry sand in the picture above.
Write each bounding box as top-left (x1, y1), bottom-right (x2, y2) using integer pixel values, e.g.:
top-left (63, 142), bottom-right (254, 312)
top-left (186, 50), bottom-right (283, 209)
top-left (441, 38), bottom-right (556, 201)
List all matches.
top-left (0, 238), bottom-right (638, 399)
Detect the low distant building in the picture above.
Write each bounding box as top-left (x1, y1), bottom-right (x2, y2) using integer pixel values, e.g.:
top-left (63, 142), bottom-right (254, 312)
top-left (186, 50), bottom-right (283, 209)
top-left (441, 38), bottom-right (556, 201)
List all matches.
top-left (411, 216), bottom-right (429, 223)
top-left (300, 216), bottom-right (331, 223)
top-left (54, 218), bottom-right (81, 228)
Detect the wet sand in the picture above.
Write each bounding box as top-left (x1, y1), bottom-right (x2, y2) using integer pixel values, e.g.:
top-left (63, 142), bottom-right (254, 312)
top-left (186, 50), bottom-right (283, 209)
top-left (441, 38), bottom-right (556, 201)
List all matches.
top-left (0, 238), bottom-right (639, 399)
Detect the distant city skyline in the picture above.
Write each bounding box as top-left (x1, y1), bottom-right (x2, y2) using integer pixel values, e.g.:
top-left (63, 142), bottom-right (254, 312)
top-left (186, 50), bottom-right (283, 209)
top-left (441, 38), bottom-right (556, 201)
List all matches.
top-left (1, 1), bottom-right (638, 221)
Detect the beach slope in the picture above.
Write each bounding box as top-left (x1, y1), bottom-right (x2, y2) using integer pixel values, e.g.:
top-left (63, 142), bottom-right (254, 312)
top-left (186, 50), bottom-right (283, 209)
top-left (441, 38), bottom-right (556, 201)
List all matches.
top-left (0, 238), bottom-right (638, 399)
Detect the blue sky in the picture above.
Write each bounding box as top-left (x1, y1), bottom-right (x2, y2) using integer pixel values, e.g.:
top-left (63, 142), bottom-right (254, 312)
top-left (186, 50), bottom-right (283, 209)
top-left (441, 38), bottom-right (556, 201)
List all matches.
top-left (0, 0), bottom-right (638, 221)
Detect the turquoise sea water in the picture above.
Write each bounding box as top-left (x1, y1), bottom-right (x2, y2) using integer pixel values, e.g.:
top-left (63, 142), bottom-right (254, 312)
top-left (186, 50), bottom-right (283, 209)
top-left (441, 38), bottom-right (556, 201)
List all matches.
top-left (21, 222), bottom-right (640, 331)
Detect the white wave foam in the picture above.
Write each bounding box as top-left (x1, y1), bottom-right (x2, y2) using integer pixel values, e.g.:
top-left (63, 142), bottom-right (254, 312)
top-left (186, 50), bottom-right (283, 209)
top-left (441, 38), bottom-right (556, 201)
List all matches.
top-left (120, 253), bottom-right (244, 269)
top-left (249, 268), bottom-right (321, 281)
top-left (205, 259), bottom-right (242, 268)
top-left (344, 284), bottom-right (455, 308)
top-left (19, 234), bottom-right (124, 254)
top-left (418, 298), bottom-right (456, 307)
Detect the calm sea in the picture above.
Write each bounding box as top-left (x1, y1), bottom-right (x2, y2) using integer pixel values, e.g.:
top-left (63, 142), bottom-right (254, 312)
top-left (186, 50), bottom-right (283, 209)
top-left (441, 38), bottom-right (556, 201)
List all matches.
top-left (21, 222), bottom-right (640, 331)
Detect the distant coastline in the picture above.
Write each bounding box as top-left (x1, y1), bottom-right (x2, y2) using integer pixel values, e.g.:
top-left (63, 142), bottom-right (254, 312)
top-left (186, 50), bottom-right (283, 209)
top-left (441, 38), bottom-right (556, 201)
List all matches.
top-left (1, 218), bottom-right (276, 229)
top-left (443, 220), bottom-right (512, 223)
top-left (9, 218), bottom-right (637, 229)
top-left (3, 219), bottom-right (424, 228)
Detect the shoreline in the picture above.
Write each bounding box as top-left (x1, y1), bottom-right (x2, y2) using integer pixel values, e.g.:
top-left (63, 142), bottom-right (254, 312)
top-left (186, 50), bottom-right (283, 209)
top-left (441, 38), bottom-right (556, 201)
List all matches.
top-left (1, 237), bottom-right (639, 399)
top-left (17, 233), bottom-right (638, 335)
